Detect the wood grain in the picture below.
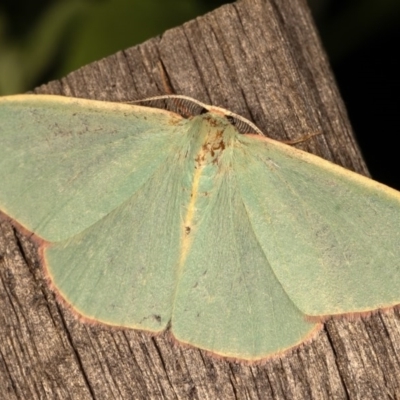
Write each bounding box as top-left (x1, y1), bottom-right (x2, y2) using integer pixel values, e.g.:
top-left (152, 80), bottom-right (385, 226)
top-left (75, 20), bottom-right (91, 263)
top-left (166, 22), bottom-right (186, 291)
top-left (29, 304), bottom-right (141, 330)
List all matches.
top-left (1, 0), bottom-right (399, 398)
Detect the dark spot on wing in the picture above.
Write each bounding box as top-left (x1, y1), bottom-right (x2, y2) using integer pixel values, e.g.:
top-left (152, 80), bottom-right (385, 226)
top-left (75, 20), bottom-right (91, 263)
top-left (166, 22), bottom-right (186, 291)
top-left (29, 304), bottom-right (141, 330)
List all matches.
top-left (153, 314), bottom-right (161, 324)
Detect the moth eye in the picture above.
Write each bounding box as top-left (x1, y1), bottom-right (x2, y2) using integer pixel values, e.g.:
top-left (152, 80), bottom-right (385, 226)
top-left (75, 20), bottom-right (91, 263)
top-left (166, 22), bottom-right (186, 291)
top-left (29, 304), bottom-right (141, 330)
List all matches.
top-left (199, 107), bottom-right (208, 115)
top-left (226, 115), bottom-right (236, 125)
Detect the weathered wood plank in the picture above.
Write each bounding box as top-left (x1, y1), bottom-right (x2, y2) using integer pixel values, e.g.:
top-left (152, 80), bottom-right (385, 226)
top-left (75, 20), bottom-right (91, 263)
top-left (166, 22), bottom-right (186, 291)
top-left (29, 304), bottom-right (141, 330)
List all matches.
top-left (1, 0), bottom-right (399, 398)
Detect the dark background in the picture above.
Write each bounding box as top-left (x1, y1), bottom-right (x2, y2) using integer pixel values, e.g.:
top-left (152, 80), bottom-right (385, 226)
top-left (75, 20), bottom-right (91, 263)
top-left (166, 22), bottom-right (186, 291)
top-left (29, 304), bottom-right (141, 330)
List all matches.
top-left (1, 0), bottom-right (399, 190)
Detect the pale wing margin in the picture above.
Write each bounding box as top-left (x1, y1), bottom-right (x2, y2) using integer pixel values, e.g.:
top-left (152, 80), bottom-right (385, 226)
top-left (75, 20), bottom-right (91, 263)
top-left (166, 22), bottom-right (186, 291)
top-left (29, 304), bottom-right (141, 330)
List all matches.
top-left (0, 95), bottom-right (187, 241)
top-left (234, 134), bottom-right (400, 316)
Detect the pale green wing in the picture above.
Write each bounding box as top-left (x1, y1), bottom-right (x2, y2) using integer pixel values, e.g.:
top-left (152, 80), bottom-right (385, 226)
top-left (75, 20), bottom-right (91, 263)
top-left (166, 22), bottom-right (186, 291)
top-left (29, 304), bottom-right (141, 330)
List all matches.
top-left (234, 134), bottom-right (400, 316)
top-left (0, 95), bottom-right (186, 241)
top-left (44, 149), bottom-right (189, 331)
top-left (172, 169), bottom-right (318, 360)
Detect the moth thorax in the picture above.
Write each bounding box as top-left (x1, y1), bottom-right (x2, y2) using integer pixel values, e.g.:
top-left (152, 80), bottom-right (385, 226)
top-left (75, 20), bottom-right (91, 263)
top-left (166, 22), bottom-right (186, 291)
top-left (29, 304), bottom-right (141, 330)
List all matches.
top-left (194, 129), bottom-right (226, 167)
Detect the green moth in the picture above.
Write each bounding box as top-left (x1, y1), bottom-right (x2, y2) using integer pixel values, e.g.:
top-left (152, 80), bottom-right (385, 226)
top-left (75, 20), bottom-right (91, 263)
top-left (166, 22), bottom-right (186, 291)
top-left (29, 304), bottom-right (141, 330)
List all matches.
top-left (0, 94), bottom-right (399, 361)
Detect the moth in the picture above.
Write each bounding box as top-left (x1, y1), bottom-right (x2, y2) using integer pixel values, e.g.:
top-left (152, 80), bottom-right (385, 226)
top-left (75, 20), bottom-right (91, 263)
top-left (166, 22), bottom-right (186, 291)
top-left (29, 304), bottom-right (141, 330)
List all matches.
top-left (1, 94), bottom-right (399, 361)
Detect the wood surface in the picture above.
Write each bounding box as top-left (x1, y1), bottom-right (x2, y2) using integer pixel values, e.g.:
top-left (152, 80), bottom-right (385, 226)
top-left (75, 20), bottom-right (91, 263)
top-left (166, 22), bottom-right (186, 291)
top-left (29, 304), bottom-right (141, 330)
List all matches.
top-left (1, 0), bottom-right (399, 398)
